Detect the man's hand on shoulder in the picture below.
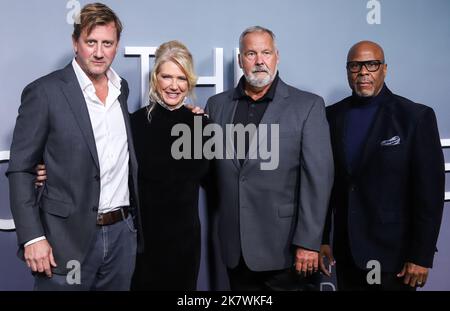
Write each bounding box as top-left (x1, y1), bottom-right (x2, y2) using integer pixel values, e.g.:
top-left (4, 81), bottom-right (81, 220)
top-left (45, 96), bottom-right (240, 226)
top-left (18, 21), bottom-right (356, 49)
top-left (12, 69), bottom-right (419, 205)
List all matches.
top-left (185, 104), bottom-right (205, 115)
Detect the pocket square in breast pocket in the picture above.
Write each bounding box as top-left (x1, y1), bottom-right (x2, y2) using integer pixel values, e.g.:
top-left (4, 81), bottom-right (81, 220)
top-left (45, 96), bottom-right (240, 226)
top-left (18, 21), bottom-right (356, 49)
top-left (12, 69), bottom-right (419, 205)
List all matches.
top-left (380, 136), bottom-right (401, 146)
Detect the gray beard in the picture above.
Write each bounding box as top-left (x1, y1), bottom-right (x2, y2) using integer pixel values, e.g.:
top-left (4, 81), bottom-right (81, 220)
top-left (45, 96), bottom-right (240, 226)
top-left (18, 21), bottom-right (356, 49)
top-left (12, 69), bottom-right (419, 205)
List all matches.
top-left (244, 66), bottom-right (277, 88)
top-left (245, 74), bottom-right (272, 88)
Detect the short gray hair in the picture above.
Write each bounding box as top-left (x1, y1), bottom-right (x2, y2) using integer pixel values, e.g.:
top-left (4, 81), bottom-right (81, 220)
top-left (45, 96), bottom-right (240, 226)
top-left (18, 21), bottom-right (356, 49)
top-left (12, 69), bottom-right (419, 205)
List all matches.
top-left (239, 26), bottom-right (277, 53)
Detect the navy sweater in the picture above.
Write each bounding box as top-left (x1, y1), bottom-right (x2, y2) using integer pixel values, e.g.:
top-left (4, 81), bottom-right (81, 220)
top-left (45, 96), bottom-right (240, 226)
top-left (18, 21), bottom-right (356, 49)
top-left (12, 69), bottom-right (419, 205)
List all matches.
top-left (344, 84), bottom-right (388, 172)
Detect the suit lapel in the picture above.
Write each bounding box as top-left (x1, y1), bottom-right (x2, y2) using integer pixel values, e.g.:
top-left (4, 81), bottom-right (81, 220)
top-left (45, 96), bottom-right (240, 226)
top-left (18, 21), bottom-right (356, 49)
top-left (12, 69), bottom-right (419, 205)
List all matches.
top-left (334, 100), bottom-right (351, 175)
top-left (60, 64), bottom-right (100, 170)
top-left (220, 95), bottom-right (240, 170)
top-left (118, 87), bottom-right (139, 202)
top-left (118, 91), bottom-right (133, 157)
top-left (244, 79), bottom-right (289, 164)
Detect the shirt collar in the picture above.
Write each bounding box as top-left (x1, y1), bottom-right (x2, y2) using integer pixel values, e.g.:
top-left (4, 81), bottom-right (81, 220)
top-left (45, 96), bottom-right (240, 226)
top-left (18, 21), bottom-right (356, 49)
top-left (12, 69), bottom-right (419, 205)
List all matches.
top-left (72, 58), bottom-right (122, 92)
top-left (233, 72), bottom-right (279, 102)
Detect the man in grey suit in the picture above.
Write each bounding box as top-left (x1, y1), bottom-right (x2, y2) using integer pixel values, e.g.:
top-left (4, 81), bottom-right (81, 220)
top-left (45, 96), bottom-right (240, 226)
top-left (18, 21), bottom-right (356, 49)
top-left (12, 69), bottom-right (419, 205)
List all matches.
top-left (6, 3), bottom-right (141, 290)
top-left (205, 26), bottom-right (334, 290)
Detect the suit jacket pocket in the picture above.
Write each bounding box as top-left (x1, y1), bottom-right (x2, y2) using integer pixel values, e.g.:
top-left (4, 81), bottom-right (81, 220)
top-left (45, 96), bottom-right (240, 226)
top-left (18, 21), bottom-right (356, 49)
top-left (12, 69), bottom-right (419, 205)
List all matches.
top-left (278, 204), bottom-right (295, 218)
top-left (40, 196), bottom-right (72, 218)
top-left (379, 144), bottom-right (403, 152)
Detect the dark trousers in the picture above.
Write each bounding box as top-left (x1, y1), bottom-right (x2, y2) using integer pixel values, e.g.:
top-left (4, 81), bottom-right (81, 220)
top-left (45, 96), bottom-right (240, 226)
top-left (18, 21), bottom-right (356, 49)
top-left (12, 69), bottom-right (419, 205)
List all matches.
top-left (227, 256), bottom-right (320, 291)
top-left (34, 215), bottom-right (137, 291)
top-left (336, 261), bottom-right (416, 291)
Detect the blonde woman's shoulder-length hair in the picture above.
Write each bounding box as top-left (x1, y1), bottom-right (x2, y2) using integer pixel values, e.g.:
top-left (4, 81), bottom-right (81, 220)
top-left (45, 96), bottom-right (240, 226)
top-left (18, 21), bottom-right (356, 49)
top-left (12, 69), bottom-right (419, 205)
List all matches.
top-left (148, 40), bottom-right (198, 107)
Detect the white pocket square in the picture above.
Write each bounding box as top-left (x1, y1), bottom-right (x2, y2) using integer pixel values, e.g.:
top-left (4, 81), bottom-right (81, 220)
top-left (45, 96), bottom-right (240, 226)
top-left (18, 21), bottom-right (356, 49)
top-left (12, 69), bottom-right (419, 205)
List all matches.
top-left (380, 136), bottom-right (401, 146)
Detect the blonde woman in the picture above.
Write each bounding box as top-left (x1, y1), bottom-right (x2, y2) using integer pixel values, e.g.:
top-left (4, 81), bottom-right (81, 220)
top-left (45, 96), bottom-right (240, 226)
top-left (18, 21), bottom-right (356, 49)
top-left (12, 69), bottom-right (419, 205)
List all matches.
top-left (130, 41), bottom-right (210, 291)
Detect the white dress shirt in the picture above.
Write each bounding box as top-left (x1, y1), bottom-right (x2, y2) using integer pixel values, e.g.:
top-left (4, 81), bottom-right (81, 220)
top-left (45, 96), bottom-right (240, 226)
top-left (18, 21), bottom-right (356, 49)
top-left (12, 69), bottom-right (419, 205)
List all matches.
top-left (72, 59), bottom-right (130, 214)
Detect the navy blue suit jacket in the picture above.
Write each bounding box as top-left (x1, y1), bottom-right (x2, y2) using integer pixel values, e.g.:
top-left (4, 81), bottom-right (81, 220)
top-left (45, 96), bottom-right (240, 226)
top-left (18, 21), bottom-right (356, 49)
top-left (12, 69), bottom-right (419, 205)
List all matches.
top-left (323, 86), bottom-right (445, 272)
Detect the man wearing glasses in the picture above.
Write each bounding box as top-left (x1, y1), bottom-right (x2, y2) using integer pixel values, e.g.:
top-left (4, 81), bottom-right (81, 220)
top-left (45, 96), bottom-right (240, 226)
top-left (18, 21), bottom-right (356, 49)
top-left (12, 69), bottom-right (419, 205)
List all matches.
top-left (319, 41), bottom-right (445, 290)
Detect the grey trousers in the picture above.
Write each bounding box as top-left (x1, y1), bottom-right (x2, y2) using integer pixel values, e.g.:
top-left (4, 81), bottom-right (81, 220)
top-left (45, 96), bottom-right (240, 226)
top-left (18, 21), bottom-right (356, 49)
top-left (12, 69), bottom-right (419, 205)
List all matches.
top-left (34, 215), bottom-right (137, 291)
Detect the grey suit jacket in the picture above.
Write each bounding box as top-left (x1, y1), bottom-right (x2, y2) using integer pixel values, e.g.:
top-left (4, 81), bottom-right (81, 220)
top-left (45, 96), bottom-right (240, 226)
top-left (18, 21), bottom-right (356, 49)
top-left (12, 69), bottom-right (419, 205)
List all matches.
top-left (6, 63), bottom-right (141, 274)
top-left (205, 78), bottom-right (334, 271)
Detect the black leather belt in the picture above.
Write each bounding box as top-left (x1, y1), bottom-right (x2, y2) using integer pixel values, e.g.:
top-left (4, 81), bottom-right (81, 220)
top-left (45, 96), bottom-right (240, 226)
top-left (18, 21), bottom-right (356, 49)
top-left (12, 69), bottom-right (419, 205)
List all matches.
top-left (96, 206), bottom-right (129, 226)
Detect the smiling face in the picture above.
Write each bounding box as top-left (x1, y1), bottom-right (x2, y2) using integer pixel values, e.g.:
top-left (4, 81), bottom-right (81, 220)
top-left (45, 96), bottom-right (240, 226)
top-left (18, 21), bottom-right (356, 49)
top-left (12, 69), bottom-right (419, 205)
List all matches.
top-left (73, 22), bottom-right (118, 81)
top-left (347, 41), bottom-right (387, 97)
top-left (156, 61), bottom-right (189, 107)
top-left (239, 31), bottom-right (279, 88)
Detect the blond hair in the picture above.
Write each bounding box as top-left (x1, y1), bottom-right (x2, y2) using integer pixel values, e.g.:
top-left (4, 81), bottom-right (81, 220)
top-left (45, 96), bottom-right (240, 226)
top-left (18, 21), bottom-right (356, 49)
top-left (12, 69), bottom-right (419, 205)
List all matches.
top-left (149, 40), bottom-right (197, 104)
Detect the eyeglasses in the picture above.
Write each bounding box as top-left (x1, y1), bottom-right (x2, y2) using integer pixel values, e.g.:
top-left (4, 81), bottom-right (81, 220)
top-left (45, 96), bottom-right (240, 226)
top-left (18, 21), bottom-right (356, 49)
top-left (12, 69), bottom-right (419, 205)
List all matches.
top-left (346, 60), bottom-right (384, 73)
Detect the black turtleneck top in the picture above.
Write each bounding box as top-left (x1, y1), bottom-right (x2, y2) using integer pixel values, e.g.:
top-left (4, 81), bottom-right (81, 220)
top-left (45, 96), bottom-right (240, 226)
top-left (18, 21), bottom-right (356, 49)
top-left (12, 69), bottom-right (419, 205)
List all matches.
top-left (130, 103), bottom-right (209, 290)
